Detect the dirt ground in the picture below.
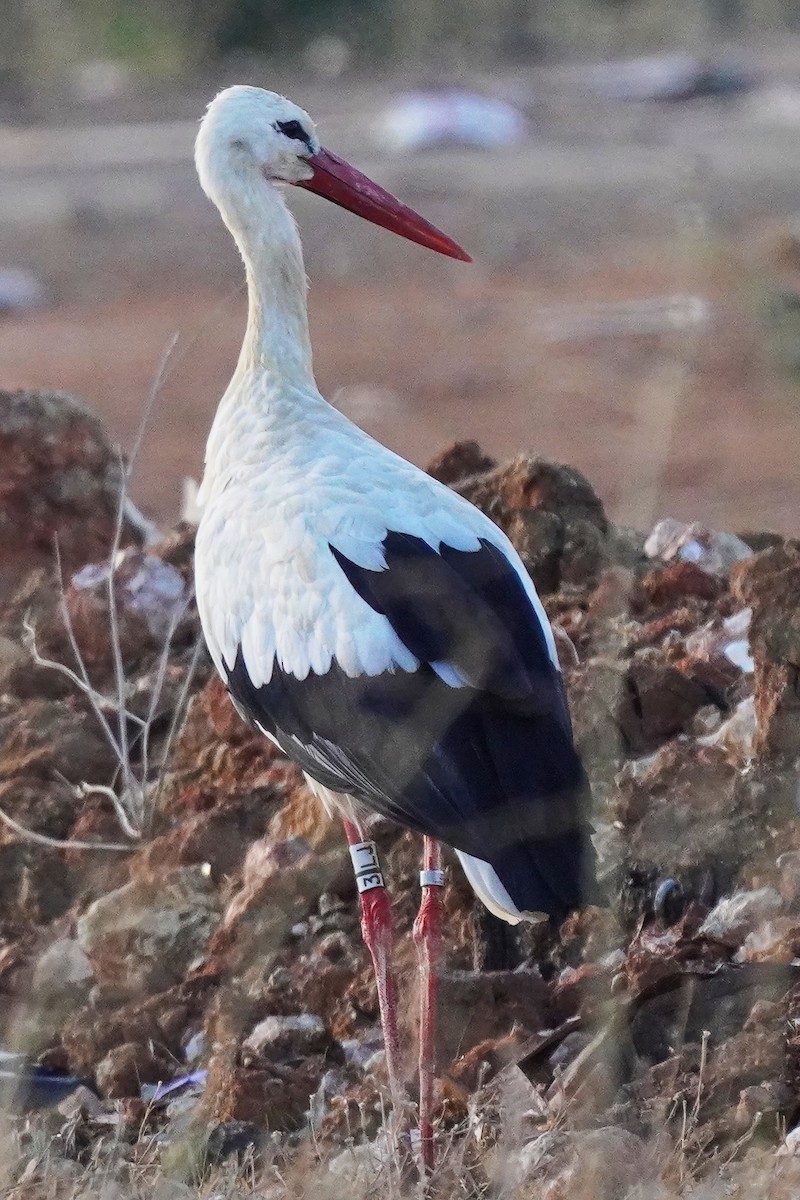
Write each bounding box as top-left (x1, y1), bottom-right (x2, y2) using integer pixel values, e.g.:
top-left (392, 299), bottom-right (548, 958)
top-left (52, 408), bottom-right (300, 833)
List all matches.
top-left (2, 48), bottom-right (800, 534)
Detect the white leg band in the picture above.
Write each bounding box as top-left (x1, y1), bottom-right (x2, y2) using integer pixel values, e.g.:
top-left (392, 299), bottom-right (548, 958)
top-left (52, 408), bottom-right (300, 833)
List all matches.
top-left (420, 869), bottom-right (445, 888)
top-left (349, 840), bottom-right (385, 893)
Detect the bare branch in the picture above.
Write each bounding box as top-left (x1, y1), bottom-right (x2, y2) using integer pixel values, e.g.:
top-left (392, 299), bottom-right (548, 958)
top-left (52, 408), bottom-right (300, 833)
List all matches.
top-left (16, 332), bottom-right (202, 849)
top-left (73, 783), bottom-right (142, 843)
top-left (22, 615), bottom-right (146, 730)
top-left (127, 332), bottom-right (180, 478)
top-left (152, 632), bottom-right (204, 815)
top-left (0, 804), bottom-right (132, 852)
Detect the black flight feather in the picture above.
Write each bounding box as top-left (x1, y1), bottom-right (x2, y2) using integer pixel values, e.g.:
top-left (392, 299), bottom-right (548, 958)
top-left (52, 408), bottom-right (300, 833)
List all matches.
top-left (225, 533), bottom-right (596, 920)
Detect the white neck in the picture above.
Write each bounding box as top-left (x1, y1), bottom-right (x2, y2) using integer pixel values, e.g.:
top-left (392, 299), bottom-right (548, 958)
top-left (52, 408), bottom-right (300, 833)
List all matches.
top-left (223, 179), bottom-right (316, 391)
top-left (199, 179), bottom-right (329, 506)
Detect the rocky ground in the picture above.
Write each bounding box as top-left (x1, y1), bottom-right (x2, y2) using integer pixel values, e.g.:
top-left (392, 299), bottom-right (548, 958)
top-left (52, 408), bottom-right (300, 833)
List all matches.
top-left (2, 388), bottom-right (800, 1197)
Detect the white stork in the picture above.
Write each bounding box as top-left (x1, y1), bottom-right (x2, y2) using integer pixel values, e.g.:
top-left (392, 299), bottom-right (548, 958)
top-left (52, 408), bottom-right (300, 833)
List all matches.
top-left (193, 85), bottom-right (596, 1169)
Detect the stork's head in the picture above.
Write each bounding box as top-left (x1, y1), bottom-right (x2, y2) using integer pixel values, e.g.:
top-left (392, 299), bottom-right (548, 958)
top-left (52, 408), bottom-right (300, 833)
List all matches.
top-left (195, 85), bottom-right (470, 261)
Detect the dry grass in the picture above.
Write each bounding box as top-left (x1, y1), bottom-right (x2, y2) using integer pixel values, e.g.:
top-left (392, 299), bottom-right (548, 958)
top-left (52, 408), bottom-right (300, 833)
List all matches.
top-left (1, 1098), bottom-right (800, 1200)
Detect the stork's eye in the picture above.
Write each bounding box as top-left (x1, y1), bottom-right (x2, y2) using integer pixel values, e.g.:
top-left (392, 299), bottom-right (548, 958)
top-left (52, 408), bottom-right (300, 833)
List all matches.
top-left (275, 119), bottom-right (311, 147)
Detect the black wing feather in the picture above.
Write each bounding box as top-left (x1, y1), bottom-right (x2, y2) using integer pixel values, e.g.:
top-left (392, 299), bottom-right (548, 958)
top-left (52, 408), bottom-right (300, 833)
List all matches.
top-left (226, 533), bottom-right (596, 920)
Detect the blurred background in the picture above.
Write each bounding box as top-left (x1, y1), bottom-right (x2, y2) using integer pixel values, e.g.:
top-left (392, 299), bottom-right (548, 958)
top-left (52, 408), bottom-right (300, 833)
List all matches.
top-left (2, 0), bottom-right (800, 535)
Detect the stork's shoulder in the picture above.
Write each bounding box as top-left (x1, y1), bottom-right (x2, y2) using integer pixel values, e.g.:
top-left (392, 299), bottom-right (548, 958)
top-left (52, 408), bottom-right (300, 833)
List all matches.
top-left (330, 438), bottom-right (558, 667)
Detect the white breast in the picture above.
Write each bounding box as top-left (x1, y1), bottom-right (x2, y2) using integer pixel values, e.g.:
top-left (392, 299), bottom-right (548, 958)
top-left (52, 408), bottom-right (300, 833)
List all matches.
top-left (195, 379), bottom-right (557, 686)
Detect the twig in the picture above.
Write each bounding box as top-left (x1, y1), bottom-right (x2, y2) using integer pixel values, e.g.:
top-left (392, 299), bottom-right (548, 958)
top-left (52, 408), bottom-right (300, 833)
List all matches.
top-left (691, 1029), bottom-right (710, 1125)
top-left (106, 457), bottom-right (134, 821)
top-left (127, 332), bottom-right (179, 478)
top-left (106, 333), bottom-right (180, 831)
top-left (137, 595), bottom-right (192, 828)
top-left (22, 614), bottom-right (146, 731)
top-left (0, 803), bottom-right (131, 852)
top-left (72, 783), bottom-right (142, 843)
top-left (151, 631), bottom-right (204, 813)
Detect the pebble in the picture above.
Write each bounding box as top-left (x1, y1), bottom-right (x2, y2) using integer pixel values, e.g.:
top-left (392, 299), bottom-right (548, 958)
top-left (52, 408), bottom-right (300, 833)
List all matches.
top-left (243, 1013), bottom-right (330, 1061)
top-left (644, 518), bottom-right (753, 576)
top-left (205, 1121), bottom-right (264, 1165)
top-left (699, 887), bottom-right (784, 942)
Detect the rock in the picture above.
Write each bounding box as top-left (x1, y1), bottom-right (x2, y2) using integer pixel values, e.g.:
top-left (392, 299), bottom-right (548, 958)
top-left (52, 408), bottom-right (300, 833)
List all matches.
top-left (753, 660), bottom-right (800, 758)
top-left (318, 892), bottom-right (347, 918)
top-left (730, 545), bottom-right (800, 756)
top-left (559, 906), bottom-right (624, 963)
top-left (207, 1058), bottom-right (326, 1129)
top-left (682, 612), bottom-right (754, 691)
top-left (630, 963), bottom-right (796, 1066)
top-left (699, 888), bottom-right (784, 944)
top-left (570, 651), bottom-right (710, 769)
top-left (317, 931), bottom-right (352, 962)
top-left (454, 456), bottom-right (609, 593)
top-left (691, 705), bottom-right (722, 737)
top-left (735, 1081), bottom-right (795, 1132)
top-left (56, 1084), bottom-right (109, 1121)
top-left (33, 938), bottom-right (93, 993)
top-left (731, 544), bottom-right (800, 665)
top-left (95, 1041), bottom-right (166, 1099)
top-left (506, 509), bottom-right (563, 593)
top-left (205, 1121), bottom-right (265, 1165)
top-left (623, 653), bottom-right (711, 750)
top-left (638, 561), bottom-right (723, 607)
top-left (68, 549), bottom-right (188, 661)
top-left (644, 518), bottom-right (753, 576)
top-left (222, 835), bottom-right (318, 931)
top-left (158, 690), bottom-right (299, 838)
top-left (613, 741), bottom-right (751, 882)
top-left (503, 1128), bottom-right (655, 1200)
top-left (697, 696), bottom-right (757, 760)
top-left (777, 852), bottom-right (800, 904)
top-left (425, 440), bottom-right (496, 485)
top-left (701, 1018), bottom-right (789, 1125)
top-left (61, 977), bottom-right (215, 1077)
top-left (0, 841), bottom-right (73, 925)
top-left (23, 938), bottom-right (95, 1046)
top-left (429, 969), bottom-right (552, 1067)
top-left (326, 1137), bottom-right (392, 1187)
top-left (0, 635), bottom-right (27, 694)
top-left (735, 918), bottom-right (800, 963)
top-left (0, 390), bottom-right (143, 605)
top-left (0, 698), bottom-right (118, 793)
top-left (77, 865), bottom-right (221, 992)
top-left (242, 1014), bottom-right (332, 1062)
top-left (470, 457), bottom-right (608, 530)
top-left (134, 797), bottom-right (269, 884)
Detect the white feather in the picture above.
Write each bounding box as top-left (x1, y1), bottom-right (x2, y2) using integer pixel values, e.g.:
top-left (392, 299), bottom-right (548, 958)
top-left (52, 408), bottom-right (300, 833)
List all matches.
top-left (430, 661), bottom-right (469, 688)
top-left (455, 851), bottom-right (523, 923)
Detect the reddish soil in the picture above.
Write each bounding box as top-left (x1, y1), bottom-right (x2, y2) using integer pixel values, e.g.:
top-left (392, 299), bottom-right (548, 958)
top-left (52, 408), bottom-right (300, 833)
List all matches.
top-left (1, 240), bottom-right (798, 536)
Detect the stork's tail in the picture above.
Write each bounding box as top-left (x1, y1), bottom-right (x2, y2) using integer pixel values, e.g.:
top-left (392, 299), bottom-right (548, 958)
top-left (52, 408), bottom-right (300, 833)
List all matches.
top-left (457, 821), bottom-right (599, 925)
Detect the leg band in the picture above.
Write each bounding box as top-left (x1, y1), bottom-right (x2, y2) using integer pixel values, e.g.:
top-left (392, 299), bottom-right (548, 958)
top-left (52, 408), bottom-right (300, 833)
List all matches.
top-left (419, 868), bottom-right (445, 888)
top-left (349, 839), bottom-right (385, 892)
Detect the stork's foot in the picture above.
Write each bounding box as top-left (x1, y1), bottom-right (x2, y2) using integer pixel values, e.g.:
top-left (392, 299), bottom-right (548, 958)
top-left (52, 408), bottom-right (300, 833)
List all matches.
top-left (413, 837), bottom-right (444, 1175)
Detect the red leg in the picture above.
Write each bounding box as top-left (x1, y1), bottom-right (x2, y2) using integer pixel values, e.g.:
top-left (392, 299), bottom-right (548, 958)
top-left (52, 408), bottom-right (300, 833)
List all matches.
top-left (413, 836), bottom-right (444, 1174)
top-left (342, 819), bottom-right (403, 1110)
